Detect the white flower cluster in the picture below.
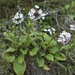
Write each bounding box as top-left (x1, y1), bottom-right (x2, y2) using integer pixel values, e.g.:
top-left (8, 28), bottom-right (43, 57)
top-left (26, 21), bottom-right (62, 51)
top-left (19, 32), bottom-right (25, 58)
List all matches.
top-left (12, 5), bottom-right (49, 24)
top-left (28, 5), bottom-right (48, 21)
top-left (44, 27), bottom-right (55, 35)
top-left (58, 31), bottom-right (71, 45)
top-left (12, 12), bottom-right (24, 24)
top-left (70, 24), bottom-right (75, 31)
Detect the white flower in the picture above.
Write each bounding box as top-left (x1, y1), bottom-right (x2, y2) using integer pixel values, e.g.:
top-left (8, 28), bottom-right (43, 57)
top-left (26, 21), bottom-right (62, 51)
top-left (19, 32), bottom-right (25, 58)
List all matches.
top-left (28, 5), bottom-right (48, 21)
top-left (51, 27), bottom-right (55, 31)
top-left (47, 29), bottom-right (52, 35)
top-left (44, 27), bottom-right (55, 35)
top-left (35, 5), bottom-right (39, 9)
top-left (30, 8), bottom-right (36, 13)
top-left (41, 13), bottom-right (46, 19)
top-left (12, 12), bottom-right (24, 24)
top-left (70, 24), bottom-right (75, 31)
top-left (58, 31), bottom-right (71, 45)
top-left (38, 9), bottom-right (42, 14)
top-left (28, 9), bottom-right (35, 19)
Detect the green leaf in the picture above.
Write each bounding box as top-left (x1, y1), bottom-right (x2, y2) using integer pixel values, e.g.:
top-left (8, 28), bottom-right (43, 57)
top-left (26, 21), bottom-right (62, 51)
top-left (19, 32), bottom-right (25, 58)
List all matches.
top-left (61, 44), bottom-right (73, 50)
top-left (43, 65), bottom-right (50, 71)
top-left (43, 33), bottom-right (52, 43)
top-left (45, 54), bottom-right (54, 61)
top-left (6, 47), bottom-right (16, 52)
top-left (65, 5), bottom-right (70, 10)
top-left (32, 42), bottom-right (38, 47)
top-left (40, 52), bottom-right (45, 56)
top-left (29, 47), bottom-right (38, 56)
top-left (20, 48), bottom-right (28, 55)
top-left (36, 57), bottom-right (44, 67)
top-left (4, 32), bottom-right (17, 43)
top-left (18, 54), bottom-right (24, 64)
top-left (19, 35), bottom-right (27, 44)
top-left (50, 40), bottom-right (57, 46)
top-left (13, 58), bottom-right (26, 75)
top-left (41, 42), bottom-right (46, 49)
top-left (49, 47), bottom-right (58, 54)
top-left (44, 25), bottom-right (50, 29)
top-left (26, 36), bottom-right (32, 46)
top-left (4, 53), bottom-right (15, 62)
top-left (54, 52), bottom-right (66, 61)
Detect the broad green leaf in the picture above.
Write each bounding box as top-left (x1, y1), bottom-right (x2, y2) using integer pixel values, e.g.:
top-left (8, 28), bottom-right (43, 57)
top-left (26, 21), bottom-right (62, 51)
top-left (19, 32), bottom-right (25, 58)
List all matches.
top-left (40, 52), bottom-right (45, 56)
top-left (13, 59), bottom-right (26, 75)
top-left (43, 65), bottom-right (50, 71)
top-left (65, 5), bottom-right (70, 10)
top-left (4, 53), bottom-right (15, 62)
top-left (4, 32), bottom-right (17, 43)
top-left (50, 40), bottom-right (57, 46)
top-left (26, 36), bottom-right (32, 46)
top-left (49, 47), bottom-right (58, 54)
top-left (20, 48), bottom-right (28, 55)
top-left (6, 47), bottom-right (16, 52)
top-left (54, 52), bottom-right (66, 61)
top-left (29, 47), bottom-right (38, 56)
top-left (44, 25), bottom-right (50, 29)
top-left (36, 57), bottom-right (44, 67)
top-left (32, 42), bottom-right (38, 47)
top-left (43, 33), bottom-right (52, 43)
top-left (18, 54), bottom-right (24, 64)
top-left (19, 35), bottom-right (27, 44)
top-left (45, 54), bottom-right (54, 61)
top-left (61, 45), bottom-right (69, 50)
top-left (41, 42), bottom-right (46, 49)
top-left (61, 44), bottom-right (73, 50)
